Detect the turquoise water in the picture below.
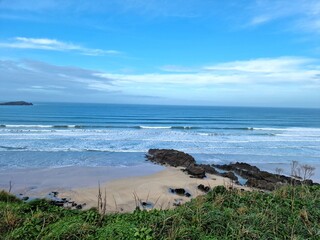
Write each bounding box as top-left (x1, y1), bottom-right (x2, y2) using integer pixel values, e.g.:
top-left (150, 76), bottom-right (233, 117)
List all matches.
top-left (0, 103), bottom-right (319, 169)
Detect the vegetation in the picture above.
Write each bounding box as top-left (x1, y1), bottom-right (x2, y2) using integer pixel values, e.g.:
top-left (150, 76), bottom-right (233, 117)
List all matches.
top-left (0, 185), bottom-right (320, 239)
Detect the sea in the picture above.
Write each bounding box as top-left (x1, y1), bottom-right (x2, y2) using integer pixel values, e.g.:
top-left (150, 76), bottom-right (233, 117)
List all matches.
top-left (0, 103), bottom-right (319, 176)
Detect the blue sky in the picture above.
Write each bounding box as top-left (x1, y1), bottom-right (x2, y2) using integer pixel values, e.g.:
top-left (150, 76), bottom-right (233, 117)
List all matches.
top-left (0, 0), bottom-right (320, 108)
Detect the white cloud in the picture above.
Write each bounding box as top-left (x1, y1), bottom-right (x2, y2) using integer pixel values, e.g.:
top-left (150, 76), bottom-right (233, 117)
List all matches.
top-left (204, 57), bottom-right (312, 73)
top-left (0, 37), bottom-right (121, 56)
top-left (247, 0), bottom-right (320, 33)
top-left (1, 57), bottom-right (319, 106)
top-left (100, 57), bottom-right (320, 86)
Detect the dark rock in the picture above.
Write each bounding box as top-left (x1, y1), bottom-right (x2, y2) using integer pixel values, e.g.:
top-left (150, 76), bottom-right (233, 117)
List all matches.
top-left (76, 205), bottom-right (82, 209)
top-left (211, 161), bottom-right (319, 191)
top-left (220, 171), bottom-right (238, 181)
top-left (51, 191), bottom-right (59, 197)
top-left (197, 184), bottom-right (210, 193)
top-left (169, 188), bottom-right (191, 197)
top-left (302, 179), bottom-right (313, 186)
top-left (231, 162), bottom-right (260, 172)
top-left (22, 196), bottom-right (29, 201)
top-left (50, 201), bottom-right (64, 207)
top-left (174, 188), bottom-right (185, 195)
top-left (146, 149), bottom-right (195, 168)
top-left (198, 164), bottom-right (218, 174)
top-left (246, 178), bottom-right (276, 191)
top-left (185, 164), bottom-right (206, 178)
top-left (141, 201), bottom-right (153, 208)
top-left (185, 192), bottom-right (191, 197)
top-left (0, 101), bottom-right (33, 106)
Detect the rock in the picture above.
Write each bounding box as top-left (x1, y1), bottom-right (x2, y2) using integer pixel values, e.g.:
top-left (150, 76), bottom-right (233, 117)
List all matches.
top-left (231, 162), bottom-right (260, 172)
top-left (76, 205), bottom-right (82, 209)
top-left (146, 149), bottom-right (195, 168)
top-left (169, 188), bottom-right (191, 197)
top-left (174, 188), bottom-right (185, 195)
top-left (212, 161), bottom-right (320, 191)
top-left (198, 184), bottom-right (210, 193)
top-left (185, 192), bottom-right (191, 197)
top-left (50, 201), bottom-right (64, 207)
top-left (220, 171), bottom-right (238, 181)
top-left (198, 164), bottom-right (218, 174)
top-left (22, 196), bottom-right (29, 201)
top-left (185, 164), bottom-right (206, 178)
top-left (302, 179), bottom-right (313, 186)
top-left (246, 178), bottom-right (276, 191)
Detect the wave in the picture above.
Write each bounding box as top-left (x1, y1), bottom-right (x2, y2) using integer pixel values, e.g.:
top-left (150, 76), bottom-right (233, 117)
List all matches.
top-left (139, 126), bottom-right (172, 129)
top-left (138, 126), bottom-right (194, 129)
top-left (1, 124), bottom-right (320, 134)
top-left (1, 124), bottom-right (83, 129)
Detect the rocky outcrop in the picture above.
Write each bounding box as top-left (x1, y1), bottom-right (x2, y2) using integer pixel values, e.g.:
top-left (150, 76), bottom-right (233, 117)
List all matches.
top-left (147, 149), bottom-right (195, 167)
top-left (147, 149), bottom-right (237, 180)
top-left (147, 149), bottom-right (206, 178)
top-left (213, 162), bottom-right (317, 191)
top-left (147, 150), bottom-right (318, 191)
top-left (0, 101), bottom-right (33, 106)
top-left (185, 165), bottom-right (206, 178)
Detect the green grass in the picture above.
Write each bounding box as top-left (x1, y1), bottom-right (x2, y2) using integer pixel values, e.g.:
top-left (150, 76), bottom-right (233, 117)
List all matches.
top-left (0, 186), bottom-right (319, 239)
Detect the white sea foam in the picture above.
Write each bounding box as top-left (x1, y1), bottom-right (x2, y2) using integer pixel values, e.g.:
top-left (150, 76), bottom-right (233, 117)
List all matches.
top-left (139, 126), bottom-right (172, 129)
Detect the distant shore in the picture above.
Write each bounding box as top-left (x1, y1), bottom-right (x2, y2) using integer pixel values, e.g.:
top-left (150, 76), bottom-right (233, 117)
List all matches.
top-left (0, 101), bottom-right (33, 106)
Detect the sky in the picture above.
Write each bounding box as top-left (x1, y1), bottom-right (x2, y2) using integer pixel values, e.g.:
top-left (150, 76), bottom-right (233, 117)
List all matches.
top-left (0, 0), bottom-right (320, 108)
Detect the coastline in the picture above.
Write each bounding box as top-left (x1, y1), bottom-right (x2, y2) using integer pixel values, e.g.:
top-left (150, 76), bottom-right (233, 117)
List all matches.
top-left (0, 149), bottom-right (318, 213)
top-left (0, 163), bottom-right (243, 212)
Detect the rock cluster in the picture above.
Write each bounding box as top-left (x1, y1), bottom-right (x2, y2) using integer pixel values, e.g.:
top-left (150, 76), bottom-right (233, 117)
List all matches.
top-left (16, 191), bottom-right (85, 209)
top-left (213, 162), bottom-right (318, 191)
top-left (147, 149), bottom-right (318, 192)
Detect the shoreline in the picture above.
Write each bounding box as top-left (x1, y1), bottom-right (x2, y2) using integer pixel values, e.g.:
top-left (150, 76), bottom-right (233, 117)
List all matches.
top-left (0, 163), bottom-right (246, 212)
top-left (0, 163), bottom-right (164, 195)
top-left (0, 152), bottom-right (319, 212)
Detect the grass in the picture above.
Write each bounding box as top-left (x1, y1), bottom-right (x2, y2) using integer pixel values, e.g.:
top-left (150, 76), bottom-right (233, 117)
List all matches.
top-left (0, 185), bottom-right (319, 239)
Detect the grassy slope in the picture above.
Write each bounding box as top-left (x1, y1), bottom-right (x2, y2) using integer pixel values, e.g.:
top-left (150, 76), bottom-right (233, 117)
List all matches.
top-left (1, 185), bottom-right (320, 240)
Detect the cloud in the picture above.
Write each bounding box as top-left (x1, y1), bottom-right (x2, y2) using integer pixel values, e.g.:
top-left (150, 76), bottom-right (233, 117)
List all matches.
top-left (203, 57), bottom-right (312, 73)
top-left (0, 59), bottom-right (114, 93)
top-left (246, 0), bottom-right (320, 33)
top-left (0, 37), bottom-right (121, 56)
top-left (100, 56), bottom-right (320, 86)
top-left (1, 57), bottom-right (319, 106)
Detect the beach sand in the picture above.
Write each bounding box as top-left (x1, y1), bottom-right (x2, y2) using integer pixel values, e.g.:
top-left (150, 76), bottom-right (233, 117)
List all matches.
top-left (56, 166), bottom-right (245, 212)
top-left (0, 164), bottom-right (247, 213)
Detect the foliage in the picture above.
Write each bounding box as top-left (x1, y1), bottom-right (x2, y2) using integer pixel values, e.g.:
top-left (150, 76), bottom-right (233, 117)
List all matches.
top-left (0, 185), bottom-right (319, 239)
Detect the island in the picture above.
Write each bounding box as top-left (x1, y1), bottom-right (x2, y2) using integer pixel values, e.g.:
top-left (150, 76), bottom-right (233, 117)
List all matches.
top-left (0, 101), bottom-right (33, 106)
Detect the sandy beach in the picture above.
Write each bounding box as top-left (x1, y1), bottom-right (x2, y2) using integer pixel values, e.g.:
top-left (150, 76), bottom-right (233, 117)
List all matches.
top-left (0, 163), bottom-right (247, 212)
top-left (59, 166), bottom-right (245, 212)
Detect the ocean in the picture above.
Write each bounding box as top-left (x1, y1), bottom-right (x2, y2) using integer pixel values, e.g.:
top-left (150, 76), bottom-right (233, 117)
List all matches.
top-left (0, 103), bottom-right (319, 173)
